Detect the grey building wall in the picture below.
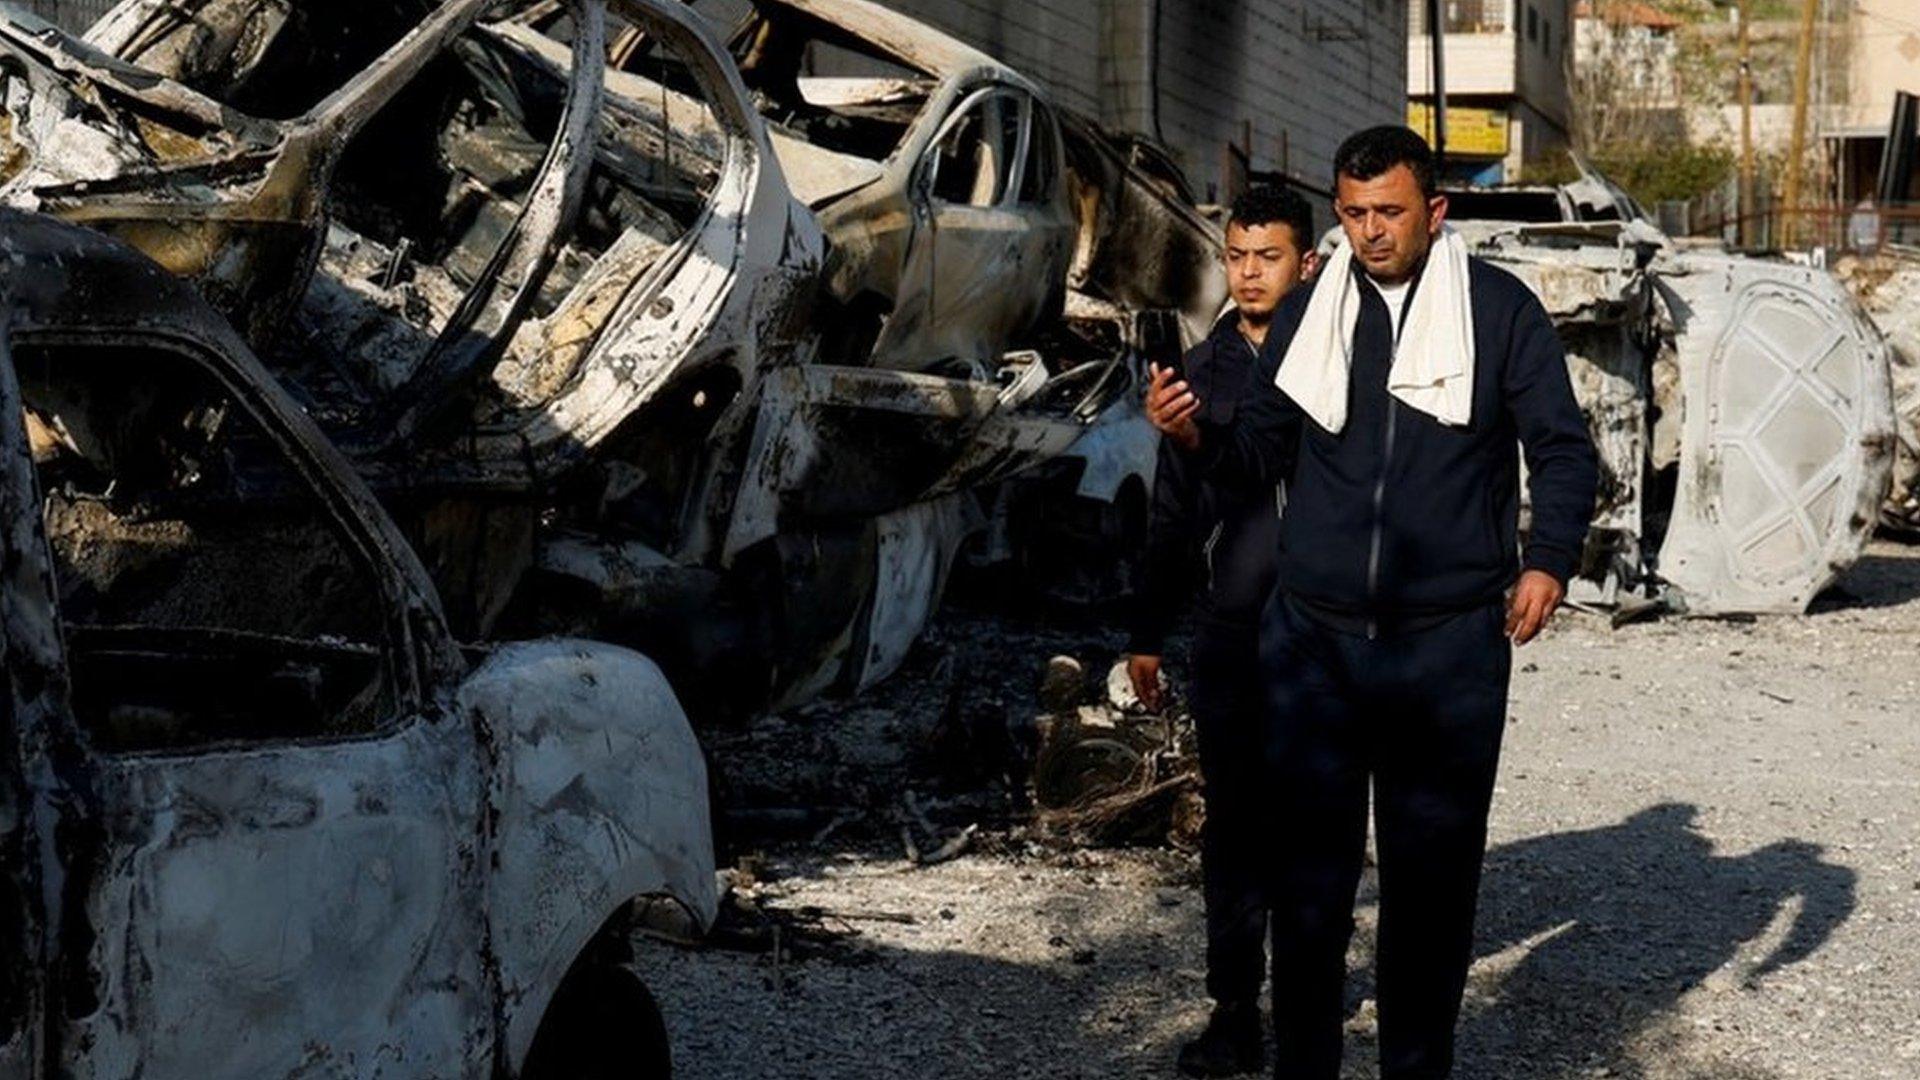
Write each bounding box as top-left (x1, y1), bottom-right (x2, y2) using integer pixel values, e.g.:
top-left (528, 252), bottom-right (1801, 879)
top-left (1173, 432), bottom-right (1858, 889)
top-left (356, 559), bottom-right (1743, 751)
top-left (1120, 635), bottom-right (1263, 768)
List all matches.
top-left (879, 0), bottom-right (1410, 205)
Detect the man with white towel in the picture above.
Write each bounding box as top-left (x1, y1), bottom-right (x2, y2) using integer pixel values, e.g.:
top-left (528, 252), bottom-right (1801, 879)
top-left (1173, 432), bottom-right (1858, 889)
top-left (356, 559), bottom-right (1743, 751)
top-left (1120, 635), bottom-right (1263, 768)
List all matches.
top-left (1151, 126), bottom-right (1599, 1078)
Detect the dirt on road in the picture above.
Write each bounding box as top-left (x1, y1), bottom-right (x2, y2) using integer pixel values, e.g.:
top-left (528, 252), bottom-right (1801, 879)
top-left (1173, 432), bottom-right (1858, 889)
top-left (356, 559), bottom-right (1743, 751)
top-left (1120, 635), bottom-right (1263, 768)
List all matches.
top-left (637, 543), bottom-right (1920, 1079)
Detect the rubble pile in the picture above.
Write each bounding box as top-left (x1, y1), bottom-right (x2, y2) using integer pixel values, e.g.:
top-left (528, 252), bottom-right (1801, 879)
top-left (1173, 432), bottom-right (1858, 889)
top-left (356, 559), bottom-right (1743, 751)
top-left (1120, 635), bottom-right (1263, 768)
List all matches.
top-left (699, 604), bottom-right (1207, 855)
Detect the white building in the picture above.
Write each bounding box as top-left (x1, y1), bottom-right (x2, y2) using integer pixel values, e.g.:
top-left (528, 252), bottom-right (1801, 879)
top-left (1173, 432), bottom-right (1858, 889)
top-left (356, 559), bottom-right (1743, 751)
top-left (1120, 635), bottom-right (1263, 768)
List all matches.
top-left (1829, 0), bottom-right (1920, 208)
top-left (1572, 0), bottom-right (1682, 112)
top-left (1407, 0), bottom-right (1575, 184)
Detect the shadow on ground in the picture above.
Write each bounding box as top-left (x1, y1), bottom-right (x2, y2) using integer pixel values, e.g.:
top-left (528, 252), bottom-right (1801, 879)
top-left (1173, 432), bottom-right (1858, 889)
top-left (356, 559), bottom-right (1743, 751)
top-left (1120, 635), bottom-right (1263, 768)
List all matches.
top-left (1450, 802), bottom-right (1856, 1079)
top-left (1811, 549), bottom-right (1920, 612)
top-left (647, 802), bottom-right (1855, 1079)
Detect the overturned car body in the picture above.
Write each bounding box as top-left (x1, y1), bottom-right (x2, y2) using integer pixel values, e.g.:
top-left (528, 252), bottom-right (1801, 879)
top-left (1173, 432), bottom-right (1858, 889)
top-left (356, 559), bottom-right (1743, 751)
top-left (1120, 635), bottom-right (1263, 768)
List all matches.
top-left (0, 0), bottom-right (1223, 711)
top-left (1447, 181), bottom-right (1897, 614)
top-left (0, 210), bottom-right (715, 1078)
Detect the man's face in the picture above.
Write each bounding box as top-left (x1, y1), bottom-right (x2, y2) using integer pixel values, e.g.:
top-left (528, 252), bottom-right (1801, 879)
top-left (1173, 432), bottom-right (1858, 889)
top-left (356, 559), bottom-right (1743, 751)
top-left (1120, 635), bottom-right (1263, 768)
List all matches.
top-left (1225, 220), bottom-right (1315, 320)
top-left (1334, 164), bottom-right (1447, 283)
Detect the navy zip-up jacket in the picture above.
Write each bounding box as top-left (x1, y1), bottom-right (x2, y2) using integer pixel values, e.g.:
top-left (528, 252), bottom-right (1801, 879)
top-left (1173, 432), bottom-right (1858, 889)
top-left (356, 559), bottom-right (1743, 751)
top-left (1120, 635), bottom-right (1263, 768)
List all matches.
top-left (1126, 314), bottom-right (1282, 654)
top-left (1199, 254), bottom-right (1598, 625)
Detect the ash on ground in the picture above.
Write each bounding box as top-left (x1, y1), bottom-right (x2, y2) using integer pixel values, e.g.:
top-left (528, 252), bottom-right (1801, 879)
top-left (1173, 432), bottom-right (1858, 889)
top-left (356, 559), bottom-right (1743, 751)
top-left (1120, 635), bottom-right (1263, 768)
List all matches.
top-left (652, 544), bottom-right (1920, 1080)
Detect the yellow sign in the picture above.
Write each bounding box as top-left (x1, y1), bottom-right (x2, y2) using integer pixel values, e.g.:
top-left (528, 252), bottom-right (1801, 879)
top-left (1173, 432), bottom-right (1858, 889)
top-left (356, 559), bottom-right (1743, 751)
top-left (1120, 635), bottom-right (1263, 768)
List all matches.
top-left (1407, 103), bottom-right (1510, 158)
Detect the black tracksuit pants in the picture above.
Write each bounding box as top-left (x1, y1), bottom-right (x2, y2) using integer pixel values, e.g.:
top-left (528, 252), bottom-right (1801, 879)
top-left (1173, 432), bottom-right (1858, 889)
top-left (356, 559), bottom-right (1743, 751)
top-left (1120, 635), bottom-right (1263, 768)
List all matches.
top-left (1189, 621), bottom-right (1269, 1004)
top-left (1260, 595), bottom-right (1511, 1080)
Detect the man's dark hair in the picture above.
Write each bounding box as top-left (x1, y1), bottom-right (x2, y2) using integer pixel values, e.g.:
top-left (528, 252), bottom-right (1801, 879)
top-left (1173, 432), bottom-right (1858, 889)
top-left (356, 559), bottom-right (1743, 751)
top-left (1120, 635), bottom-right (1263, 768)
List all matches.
top-left (1227, 185), bottom-right (1315, 251)
top-left (1333, 125), bottom-right (1437, 197)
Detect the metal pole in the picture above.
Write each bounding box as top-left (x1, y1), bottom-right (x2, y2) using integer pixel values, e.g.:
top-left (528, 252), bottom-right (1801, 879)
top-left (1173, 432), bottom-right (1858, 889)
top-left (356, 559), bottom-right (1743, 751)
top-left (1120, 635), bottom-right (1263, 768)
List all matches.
top-left (1426, 0), bottom-right (1448, 172)
top-left (1738, 0), bottom-right (1754, 248)
top-left (1781, 0), bottom-right (1820, 249)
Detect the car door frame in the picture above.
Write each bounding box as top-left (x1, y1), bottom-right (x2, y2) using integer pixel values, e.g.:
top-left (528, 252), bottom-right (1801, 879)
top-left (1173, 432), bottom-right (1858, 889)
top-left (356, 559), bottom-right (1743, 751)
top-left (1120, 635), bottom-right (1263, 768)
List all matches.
top-left (0, 209), bottom-right (493, 1074)
top-left (869, 72), bottom-right (1069, 370)
top-left (0, 315), bottom-right (90, 1080)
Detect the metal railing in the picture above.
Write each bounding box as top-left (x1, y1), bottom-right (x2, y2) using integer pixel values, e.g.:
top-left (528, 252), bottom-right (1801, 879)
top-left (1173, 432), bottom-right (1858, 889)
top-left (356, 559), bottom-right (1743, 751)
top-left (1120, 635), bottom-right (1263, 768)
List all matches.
top-left (1689, 204), bottom-right (1920, 253)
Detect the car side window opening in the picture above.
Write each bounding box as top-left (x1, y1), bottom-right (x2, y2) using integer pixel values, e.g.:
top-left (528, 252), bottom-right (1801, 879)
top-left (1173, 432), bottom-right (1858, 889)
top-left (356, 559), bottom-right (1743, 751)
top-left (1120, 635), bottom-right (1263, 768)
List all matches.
top-left (1018, 99), bottom-right (1057, 206)
top-left (16, 341), bottom-right (399, 753)
top-left (927, 91), bottom-right (1020, 208)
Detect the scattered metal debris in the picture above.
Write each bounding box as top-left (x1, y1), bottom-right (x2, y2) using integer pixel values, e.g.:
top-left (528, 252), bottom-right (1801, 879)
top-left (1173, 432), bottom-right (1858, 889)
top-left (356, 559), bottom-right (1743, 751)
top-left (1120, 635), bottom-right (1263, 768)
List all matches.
top-left (1031, 658), bottom-right (1201, 850)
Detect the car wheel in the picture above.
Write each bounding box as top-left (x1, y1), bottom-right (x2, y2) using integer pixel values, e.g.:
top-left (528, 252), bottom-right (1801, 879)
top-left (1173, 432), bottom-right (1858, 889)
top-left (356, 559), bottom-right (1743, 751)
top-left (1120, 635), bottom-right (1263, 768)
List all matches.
top-left (519, 961), bottom-right (671, 1079)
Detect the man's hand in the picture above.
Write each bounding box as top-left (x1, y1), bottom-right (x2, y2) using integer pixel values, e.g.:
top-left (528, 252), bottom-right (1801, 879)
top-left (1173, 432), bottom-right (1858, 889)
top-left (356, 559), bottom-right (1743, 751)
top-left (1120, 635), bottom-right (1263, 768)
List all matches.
top-left (1505, 569), bottom-right (1566, 646)
top-left (1146, 363), bottom-right (1201, 452)
top-left (1126, 654), bottom-right (1166, 711)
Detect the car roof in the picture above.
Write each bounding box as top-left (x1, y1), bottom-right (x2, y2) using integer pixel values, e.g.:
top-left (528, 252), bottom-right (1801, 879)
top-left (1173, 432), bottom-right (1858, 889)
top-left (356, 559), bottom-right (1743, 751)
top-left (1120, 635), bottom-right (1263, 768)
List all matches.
top-left (746, 0), bottom-right (1009, 83)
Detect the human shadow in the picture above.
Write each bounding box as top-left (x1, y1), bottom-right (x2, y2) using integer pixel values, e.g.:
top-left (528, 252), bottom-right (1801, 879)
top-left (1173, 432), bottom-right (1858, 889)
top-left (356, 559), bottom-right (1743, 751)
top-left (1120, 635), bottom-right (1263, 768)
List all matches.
top-left (643, 802), bottom-right (1856, 1079)
top-left (1443, 803), bottom-right (1858, 1078)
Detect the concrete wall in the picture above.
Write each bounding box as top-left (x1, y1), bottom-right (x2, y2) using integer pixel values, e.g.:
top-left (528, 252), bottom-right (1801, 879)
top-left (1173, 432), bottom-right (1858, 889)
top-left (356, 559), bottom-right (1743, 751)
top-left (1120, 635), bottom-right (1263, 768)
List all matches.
top-left (1513, 0), bottom-right (1572, 131)
top-left (1845, 0), bottom-right (1920, 133)
top-left (1409, 30), bottom-right (1519, 97)
top-left (878, 0), bottom-right (1410, 204)
top-left (24, 0), bottom-right (113, 28)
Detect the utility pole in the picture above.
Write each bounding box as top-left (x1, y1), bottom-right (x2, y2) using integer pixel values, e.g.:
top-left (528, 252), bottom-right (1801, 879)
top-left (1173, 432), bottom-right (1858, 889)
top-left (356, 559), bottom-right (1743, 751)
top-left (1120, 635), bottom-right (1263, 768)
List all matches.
top-left (1738, 0), bottom-right (1754, 248)
top-left (1425, 0), bottom-right (1447, 172)
top-left (1781, 0), bottom-right (1820, 249)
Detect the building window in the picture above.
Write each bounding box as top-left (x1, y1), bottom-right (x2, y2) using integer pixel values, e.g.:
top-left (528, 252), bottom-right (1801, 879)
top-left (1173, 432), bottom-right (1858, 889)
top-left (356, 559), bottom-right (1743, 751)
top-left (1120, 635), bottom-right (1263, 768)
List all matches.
top-left (1409, 0), bottom-right (1508, 34)
top-left (1526, 3), bottom-right (1538, 42)
top-left (1542, 17), bottom-right (1551, 54)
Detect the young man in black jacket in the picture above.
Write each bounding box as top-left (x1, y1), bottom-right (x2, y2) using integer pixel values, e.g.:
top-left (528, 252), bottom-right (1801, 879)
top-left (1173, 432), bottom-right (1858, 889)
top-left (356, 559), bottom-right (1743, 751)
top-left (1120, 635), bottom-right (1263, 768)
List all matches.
top-left (1128, 185), bottom-right (1319, 1077)
top-left (1151, 127), bottom-right (1599, 1078)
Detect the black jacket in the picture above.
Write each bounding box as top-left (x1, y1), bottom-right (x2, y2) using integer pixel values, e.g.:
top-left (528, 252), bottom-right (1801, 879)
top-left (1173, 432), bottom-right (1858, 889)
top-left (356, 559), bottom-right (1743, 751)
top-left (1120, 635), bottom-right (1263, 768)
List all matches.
top-left (1199, 255), bottom-right (1598, 630)
top-left (1126, 314), bottom-right (1282, 654)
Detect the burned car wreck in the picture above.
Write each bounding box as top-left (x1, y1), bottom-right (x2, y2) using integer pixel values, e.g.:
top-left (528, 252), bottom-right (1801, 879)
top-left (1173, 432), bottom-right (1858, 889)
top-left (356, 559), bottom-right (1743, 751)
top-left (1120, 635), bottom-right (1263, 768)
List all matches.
top-left (0, 210), bottom-right (715, 1078)
top-left (1443, 177), bottom-right (1897, 615)
top-left (0, 0), bottom-right (1224, 714)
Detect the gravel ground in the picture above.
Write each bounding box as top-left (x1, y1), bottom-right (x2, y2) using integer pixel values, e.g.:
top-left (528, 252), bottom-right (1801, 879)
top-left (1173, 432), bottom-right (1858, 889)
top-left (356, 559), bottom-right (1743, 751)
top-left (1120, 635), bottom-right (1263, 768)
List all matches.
top-left (637, 543), bottom-right (1920, 1079)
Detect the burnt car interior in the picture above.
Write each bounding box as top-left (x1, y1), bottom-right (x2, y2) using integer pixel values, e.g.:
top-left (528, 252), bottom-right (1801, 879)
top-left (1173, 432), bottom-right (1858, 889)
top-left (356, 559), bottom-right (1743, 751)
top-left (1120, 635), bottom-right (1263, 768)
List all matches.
top-left (1442, 187), bottom-right (1576, 224)
top-left (295, 9), bottom-right (718, 420)
top-left (82, 0), bottom-right (724, 427)
top-left (15, 340), bottom-right (396, 753)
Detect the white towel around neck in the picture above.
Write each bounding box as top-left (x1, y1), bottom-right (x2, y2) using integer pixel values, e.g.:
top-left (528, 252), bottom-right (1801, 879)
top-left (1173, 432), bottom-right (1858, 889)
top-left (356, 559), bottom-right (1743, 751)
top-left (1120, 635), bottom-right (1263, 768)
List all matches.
top-left (1276, 227), bottom-right (1476, 434)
